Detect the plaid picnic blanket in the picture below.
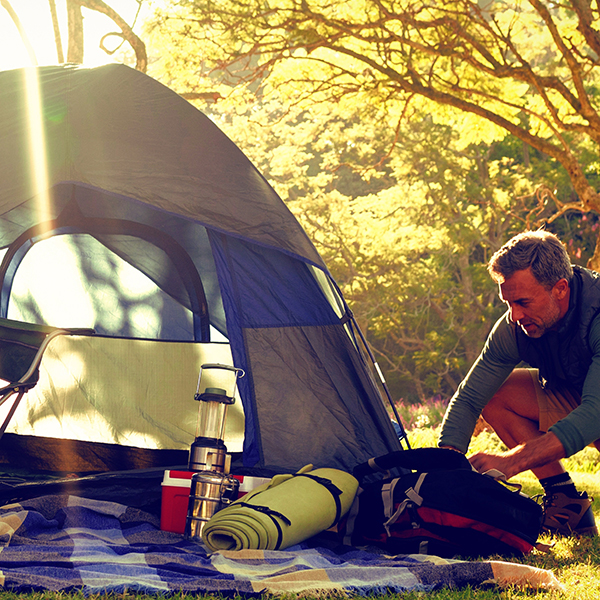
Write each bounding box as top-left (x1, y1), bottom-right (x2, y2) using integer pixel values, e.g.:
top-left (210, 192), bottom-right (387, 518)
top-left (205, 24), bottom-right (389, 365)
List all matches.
top-left (0, 495), bottom-right (561, 595)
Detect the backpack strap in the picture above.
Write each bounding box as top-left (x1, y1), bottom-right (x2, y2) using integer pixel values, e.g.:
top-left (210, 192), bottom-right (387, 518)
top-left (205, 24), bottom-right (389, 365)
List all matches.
top-left (483, 468), bottom-right (523, 493)
top-left (381, 479), bottom-right (399, 520)
top-left (367, 457), bottom-right (391, 477)
top-left (383, 473), bottom-right (427, 536)
top-left (342, 487), bottom-right (363, 546)
top-left (353, 448), bottom-right (471, 480)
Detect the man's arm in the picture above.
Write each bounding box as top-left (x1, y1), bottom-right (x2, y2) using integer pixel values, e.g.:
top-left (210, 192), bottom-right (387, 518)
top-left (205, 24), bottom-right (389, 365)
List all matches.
top-left (468, 431), bottom-right (566, 479)
top-left (438, 314), bottom-right (520, 453)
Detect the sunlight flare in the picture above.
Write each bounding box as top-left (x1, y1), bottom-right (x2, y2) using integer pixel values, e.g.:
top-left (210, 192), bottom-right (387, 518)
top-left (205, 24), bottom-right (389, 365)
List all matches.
top-left (23, 66), bottom-right (52, 228)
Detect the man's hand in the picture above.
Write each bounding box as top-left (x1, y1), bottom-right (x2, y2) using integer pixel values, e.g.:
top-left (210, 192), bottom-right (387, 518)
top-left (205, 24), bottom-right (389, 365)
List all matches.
top-left (469, 451), bottom-right (519, 479)
top-left (468, 432), bottom-right (566, 479)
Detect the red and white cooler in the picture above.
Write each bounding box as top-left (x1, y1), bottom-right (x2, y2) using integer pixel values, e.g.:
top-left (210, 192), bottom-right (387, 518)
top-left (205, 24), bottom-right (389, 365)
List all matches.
top-left (160, 470), bottom-right (270, 534)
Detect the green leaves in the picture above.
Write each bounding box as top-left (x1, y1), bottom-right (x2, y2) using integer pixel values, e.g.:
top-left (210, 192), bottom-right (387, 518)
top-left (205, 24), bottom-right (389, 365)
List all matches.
top-left (144, 0), bottom-right (600, 399)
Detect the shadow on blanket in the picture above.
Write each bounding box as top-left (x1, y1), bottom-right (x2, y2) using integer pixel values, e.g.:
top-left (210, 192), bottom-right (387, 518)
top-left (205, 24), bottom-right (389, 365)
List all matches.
top-left (0, 494), bottom-right (562, 595)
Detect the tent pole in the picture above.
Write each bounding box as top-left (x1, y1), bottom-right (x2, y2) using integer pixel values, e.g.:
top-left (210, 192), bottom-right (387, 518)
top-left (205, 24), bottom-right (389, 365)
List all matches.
top-left (345, 310), bottom-right (410, 449)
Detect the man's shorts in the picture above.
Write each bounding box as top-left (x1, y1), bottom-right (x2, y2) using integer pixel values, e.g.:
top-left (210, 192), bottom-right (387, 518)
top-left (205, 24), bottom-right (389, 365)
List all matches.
top-left (527, 368), bottom-right (581, 433)
top-left (527, 368), bottom-right (600, 451)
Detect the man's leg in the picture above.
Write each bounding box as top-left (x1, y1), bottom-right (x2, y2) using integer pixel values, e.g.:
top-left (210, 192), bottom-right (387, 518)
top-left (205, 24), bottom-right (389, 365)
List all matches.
top-left (481, 368), bottom-right (565, 480)
top-left (482, 368), bottom-right (596, 536)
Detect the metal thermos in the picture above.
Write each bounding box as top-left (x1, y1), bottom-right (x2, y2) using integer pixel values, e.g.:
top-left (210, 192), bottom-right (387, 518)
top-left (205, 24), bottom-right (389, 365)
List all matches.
top-left (184, 470), bottom-right (240, 540)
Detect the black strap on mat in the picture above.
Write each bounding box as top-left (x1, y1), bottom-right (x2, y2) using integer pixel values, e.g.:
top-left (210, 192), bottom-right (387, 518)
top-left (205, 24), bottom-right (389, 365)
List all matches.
top-left (296, 473), bottom-right (344, 527)
top-left (236, 502), bottom-right (292, 550)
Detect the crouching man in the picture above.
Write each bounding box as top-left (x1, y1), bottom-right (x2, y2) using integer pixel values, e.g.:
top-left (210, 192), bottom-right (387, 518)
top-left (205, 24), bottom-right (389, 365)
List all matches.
top-left (439, 230), bottom-right (600, 536)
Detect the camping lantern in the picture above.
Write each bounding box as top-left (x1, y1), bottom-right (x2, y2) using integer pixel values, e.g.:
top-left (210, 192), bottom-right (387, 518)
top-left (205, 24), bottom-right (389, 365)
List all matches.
top-left (188, 363), bottom-right (244, 473)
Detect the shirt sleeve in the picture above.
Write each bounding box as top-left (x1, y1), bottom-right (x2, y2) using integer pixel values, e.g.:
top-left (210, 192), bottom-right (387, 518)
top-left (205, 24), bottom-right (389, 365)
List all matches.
top-left (438, 313), bottom-right (521, 453)
top-left (548, 314), bottom-right (600, 456)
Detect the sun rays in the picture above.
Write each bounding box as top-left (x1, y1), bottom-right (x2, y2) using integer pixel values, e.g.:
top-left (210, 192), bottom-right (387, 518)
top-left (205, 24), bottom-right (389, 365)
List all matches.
top-left (22, 66), bottom-right (52, 227)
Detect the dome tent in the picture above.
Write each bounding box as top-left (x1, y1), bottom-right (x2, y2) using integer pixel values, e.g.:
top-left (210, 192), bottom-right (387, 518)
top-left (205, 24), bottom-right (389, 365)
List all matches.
top-left (0, 64), bottom-right (402, 479)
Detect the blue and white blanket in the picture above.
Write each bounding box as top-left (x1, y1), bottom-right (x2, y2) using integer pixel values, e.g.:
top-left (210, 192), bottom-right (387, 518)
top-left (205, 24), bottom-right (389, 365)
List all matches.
top-left (0, 495), bottom-right (561, 595)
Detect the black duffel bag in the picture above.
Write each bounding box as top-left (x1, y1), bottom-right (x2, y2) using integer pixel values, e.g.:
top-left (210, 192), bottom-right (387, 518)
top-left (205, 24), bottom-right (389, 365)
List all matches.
top-left (342, 447), bottom-right (543, 558)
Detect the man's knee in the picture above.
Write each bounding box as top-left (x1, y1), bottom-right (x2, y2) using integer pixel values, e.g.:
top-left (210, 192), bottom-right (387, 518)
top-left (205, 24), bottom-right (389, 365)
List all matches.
top-left (481, 393), bottom-right (506, 425)
top-left (481, 369), bottom-right (540, 424)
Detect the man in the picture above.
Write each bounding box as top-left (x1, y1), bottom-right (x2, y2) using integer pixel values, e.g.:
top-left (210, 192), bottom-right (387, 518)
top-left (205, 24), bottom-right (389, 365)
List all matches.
top-left (439, 230), bottom-right (600, 536)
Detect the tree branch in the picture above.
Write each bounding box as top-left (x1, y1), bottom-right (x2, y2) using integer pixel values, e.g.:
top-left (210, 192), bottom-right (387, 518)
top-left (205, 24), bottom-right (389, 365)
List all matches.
top-left (48, 0), bottom-right (64, 63)
top-left (75, 0), bottom-right (147, 71)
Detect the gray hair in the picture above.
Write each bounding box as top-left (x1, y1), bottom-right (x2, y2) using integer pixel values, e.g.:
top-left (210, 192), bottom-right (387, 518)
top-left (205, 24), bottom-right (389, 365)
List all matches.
top-left (488, 230), bottom-right (573, 288)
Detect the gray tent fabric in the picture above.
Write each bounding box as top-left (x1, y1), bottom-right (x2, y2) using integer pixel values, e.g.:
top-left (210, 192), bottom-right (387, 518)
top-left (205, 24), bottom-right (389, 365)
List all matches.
top-left (0, 65), bottom-right (320, 262)
top-left (0, 64), bottom-right (401, 474)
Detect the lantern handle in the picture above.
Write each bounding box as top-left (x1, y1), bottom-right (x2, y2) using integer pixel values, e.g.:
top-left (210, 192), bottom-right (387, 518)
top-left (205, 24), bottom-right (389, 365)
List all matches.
top-left (195, 363), bottom-right (245, 395)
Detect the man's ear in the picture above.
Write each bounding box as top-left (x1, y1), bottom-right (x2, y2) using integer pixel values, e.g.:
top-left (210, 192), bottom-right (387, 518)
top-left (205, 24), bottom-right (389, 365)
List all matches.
top-left (552, 278), bottom-right (569, 300)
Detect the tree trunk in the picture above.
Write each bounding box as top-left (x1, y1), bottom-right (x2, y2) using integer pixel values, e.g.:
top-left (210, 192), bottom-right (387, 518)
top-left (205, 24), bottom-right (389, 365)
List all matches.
top-left (66, 0), bottom-right (84, 64)
top-left (48, 0), bottom-right (64, 63)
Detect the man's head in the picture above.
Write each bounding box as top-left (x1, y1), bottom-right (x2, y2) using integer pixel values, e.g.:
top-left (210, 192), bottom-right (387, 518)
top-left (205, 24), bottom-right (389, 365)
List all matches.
top-left (488, 230), bottom-right (573, 288)
top-left (488, 231), bottom-right (572, 338)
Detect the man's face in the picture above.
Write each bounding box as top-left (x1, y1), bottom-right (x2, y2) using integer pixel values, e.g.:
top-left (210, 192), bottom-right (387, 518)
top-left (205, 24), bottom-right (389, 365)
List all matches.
top-left (499, 268), bottom-right (568, 338)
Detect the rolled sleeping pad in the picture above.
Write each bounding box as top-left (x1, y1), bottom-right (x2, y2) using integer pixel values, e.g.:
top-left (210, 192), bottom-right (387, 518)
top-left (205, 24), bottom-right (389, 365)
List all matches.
top-left (202, 464), bottom-right (358, 551)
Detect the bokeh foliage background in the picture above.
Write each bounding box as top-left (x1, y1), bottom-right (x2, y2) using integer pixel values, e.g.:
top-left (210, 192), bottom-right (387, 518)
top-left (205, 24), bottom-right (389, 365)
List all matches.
top-left (141, 0), bottom-right (600, 402)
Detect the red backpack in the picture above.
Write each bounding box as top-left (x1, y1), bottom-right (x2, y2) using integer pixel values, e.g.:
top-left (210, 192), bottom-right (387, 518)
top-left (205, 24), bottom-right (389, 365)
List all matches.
top-left (342, 448), bottom-right (543, 558)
